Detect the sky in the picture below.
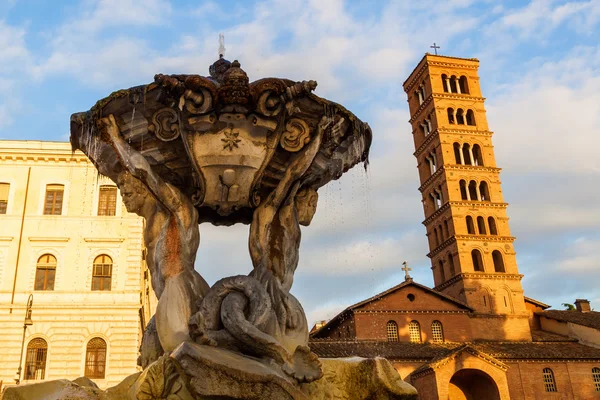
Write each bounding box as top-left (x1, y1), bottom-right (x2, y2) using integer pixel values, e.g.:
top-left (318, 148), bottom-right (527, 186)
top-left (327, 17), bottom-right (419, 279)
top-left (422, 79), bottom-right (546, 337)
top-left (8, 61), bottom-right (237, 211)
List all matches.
top-left (1, 0), bottom-right (599, 326)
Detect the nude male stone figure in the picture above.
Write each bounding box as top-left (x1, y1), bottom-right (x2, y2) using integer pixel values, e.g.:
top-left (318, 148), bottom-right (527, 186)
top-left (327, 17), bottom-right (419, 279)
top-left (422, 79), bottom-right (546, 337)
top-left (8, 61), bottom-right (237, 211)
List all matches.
top-left (99, 114), bottom-right (210, 358)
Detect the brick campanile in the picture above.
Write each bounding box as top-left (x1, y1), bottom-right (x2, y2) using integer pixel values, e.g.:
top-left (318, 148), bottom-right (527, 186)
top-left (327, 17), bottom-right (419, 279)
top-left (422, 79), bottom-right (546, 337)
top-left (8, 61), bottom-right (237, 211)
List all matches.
top-left (403, 54), bottom-right (531, 341)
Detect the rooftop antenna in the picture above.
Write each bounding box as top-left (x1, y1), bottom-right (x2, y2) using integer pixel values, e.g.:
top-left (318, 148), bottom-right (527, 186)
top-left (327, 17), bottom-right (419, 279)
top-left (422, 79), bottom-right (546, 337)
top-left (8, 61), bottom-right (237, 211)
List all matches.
top-left (219, 33), bottom-right (226, 59)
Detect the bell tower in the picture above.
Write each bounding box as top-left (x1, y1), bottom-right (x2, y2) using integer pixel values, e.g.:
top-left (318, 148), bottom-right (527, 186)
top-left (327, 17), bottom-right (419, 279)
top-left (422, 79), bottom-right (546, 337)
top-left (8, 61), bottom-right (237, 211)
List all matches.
top-left (403, 54), bottom-right (531, 341)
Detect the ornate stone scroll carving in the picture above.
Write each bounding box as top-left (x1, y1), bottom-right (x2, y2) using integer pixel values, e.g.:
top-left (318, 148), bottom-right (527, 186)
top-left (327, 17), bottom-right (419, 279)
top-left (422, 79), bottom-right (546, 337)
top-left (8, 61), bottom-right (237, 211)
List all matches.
top-left (148, 108), bottom-right (180, 141)
top-left (180, 87), bottom-right (212, 115)
top-left (257, 91), bottom-right (283, 117)
top-left (280, 118), bottom-right (311, 152)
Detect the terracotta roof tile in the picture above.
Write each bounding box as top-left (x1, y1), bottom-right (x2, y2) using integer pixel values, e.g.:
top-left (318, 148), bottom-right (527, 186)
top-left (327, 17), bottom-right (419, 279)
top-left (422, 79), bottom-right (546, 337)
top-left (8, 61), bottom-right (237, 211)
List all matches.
top-left (472, 342), bottom-right (600, 360)
top-left (531, 330), bottom-right (577, 342)
top-left (524, 296), bottom-right (551, 309)
top-left (538, 310), bottom-right (600, 330)
top-left (309, 340), bottom-right (459, 360)
top-left (309, 340), bottom-right (600, 361)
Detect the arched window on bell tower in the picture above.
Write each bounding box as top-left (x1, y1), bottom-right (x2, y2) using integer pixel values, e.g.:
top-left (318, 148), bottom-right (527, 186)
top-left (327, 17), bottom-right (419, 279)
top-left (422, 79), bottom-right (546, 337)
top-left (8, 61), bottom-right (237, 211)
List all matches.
top-left (468, 180), bottom-right (478, 201)
top-left (453, 143), bottom-right (461, 164)
top-left (466, 109), bottom-right (476, 126)
top-left (441, 74), bottom-right (449, 92)
top-left (438, 260), bottom-right (446, 283)
top-left (466, 216), bottom-right (475, 234)
top-left (477, 216), bottom-right (487, 235)
top-left (456, 108), bottom-right (465, 125)
top-left (479, 181), bottom-right (491, 201)
top-left (472, 249), bottom-right (484, 272)
top-left (493, 250), bottom-right (505, 273)
top-left (459, 76), bottom-right (469, 94)
top-left (449, 75), bottom-right (458, 93)
top-left (462, 143), bottom-right (472, 165)
top-left (447, 253), bottom-right (455, 277)
top-left (447, 108), bottom-right (455, 124)
top-left (472, 144), bottom-right (483, 165)
top-left (488, 217), bottom-right (498, 235)
top-left (460, 180), bottom-right (468, 200)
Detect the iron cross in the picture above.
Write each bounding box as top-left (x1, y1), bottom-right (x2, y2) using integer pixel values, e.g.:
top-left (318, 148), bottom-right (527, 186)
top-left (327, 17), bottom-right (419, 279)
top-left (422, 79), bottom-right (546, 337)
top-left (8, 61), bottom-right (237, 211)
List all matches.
top-left (402, 261), bottom-right (412, 281)
top-left (430, 42), bottom-right (440, 55)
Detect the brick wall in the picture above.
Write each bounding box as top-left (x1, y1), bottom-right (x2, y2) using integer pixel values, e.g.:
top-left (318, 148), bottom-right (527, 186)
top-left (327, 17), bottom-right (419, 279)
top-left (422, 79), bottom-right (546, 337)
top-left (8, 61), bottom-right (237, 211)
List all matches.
top-left (505, 361), bottom-right (600, 399)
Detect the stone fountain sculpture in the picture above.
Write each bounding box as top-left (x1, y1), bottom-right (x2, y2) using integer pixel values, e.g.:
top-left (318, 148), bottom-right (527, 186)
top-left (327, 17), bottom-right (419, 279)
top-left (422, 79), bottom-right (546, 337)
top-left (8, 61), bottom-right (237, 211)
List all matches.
top-left (2, 56), bottom-right (417, 400)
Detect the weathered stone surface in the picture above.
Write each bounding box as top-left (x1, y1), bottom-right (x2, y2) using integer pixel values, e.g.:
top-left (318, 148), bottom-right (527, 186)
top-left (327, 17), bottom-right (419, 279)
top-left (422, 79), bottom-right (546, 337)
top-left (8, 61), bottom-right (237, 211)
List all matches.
top-left (168, 341), bottom-right (416, 400)
top-left (172, 341), bottom-right (308, 399)
top-left (1, 379), bottom-right (103, 400)
top-left (1, 354), bottom-right (417, 400)
top-left (303, 358), bottom-right (418, 400)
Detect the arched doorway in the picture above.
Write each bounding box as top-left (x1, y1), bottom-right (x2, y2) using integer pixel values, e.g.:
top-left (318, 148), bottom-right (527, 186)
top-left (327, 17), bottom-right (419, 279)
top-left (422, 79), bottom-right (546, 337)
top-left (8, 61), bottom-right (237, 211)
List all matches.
top-left (448, 369), bottom-right (500, 400)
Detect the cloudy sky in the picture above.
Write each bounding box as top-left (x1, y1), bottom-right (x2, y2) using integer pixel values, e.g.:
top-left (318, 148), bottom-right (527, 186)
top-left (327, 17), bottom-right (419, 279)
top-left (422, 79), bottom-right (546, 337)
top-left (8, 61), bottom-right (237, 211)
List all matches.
top-left (1, 0), bottom-right (599, 325)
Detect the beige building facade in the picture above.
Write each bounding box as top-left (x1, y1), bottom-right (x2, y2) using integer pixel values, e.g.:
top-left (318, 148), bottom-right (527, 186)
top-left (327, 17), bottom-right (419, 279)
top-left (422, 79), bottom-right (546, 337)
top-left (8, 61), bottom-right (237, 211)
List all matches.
top-left (0, 140), bottom-right (155, 390)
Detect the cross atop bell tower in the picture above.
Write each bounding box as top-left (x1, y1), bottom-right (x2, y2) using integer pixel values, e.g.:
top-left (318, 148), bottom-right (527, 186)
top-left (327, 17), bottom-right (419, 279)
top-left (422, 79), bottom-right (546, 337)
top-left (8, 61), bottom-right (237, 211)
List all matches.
top-left (402, 54), bottom-right (531, 341)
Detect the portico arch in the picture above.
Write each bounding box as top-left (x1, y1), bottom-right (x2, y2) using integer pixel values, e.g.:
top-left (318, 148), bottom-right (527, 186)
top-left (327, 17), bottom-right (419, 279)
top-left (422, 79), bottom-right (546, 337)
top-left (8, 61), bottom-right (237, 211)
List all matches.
top-left (448, 369), bottom-right (500, 400)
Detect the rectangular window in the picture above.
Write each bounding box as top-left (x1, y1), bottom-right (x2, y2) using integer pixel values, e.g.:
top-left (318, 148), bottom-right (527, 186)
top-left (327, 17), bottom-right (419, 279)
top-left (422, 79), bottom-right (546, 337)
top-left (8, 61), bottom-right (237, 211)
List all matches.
top-left (0, 183), bottom-right (9, 214)
top-left (97, 186), bottom-right (117, 216)
top-left (43, 184), bottom-right (64, 215)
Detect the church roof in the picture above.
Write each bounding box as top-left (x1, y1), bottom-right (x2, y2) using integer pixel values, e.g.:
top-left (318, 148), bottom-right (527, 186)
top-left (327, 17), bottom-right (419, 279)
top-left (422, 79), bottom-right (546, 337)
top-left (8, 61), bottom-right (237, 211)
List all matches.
top-left (309, 340), bottom-right (600, 362)
top-left (347, 279), bottom-right (473, 312)
top-left (309, 340), bottom-right (457, 360)
top-left (524, 296), bottom-right (551, 309)
top-left (530, 330), bottom-right (577, 342)
top-left (537, 310), bottom-right (600, 330)
top-left (310, 279), bottom-right (473, 338)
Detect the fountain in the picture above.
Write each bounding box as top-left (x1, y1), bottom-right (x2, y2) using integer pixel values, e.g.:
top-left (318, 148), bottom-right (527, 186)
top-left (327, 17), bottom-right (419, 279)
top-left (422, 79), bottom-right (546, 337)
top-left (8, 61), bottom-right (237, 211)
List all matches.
top-left (3, 54), bottom-right (417, 400)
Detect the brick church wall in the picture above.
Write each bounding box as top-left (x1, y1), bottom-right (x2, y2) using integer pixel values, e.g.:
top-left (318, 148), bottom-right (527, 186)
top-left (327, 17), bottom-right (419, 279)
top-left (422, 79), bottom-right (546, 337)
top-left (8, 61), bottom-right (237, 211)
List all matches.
top-left (354, 312), bottom-right (472, 342)
top-left (505, 361), bottom-right (600, 399)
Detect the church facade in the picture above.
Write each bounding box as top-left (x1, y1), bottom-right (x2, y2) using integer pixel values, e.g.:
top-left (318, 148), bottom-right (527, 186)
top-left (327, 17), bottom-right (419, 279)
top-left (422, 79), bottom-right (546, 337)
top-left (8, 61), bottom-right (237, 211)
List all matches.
top-left (0, 141), bottom-right (156, 390)
top-left (310, 54), bottom-right (600, 399)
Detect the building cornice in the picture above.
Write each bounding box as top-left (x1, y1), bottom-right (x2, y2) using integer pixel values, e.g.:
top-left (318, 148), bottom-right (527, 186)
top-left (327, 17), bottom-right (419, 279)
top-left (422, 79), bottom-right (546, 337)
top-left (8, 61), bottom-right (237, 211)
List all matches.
top-left (444, 164), bottom-right (501, 174)
top-left (28, 237), bottom-right (70, 242)
top-left (434, 273), bottom-right (524, 291)
top-left (454, 234), bottom-right (516, 243)
top-left (422, 202), bottom-right (451, 226)
top-left (0, 236), bottom-right (14, 242)
top-left (418, 165), bottom-right (502, 194)
top-left (426, 235), bottom-right (516, 259)
top-left (84, 238), bottom-right (126, 243)
top-left (0, 154), bottom-right (90, 164)
top-left (427, 237), bottom-right (456, 258)
top-left (408, 95), bottom-right (434, 122)
top-left (403, 54), bottom-right (479, 91)
top-left (354, 309), bottom-right (469, 315)
top-left (409, 94), bottom-right (486, 123)
top-left (423, 201), bottom-right (508, 226)
top-left (437, 127), bottom-right (493, 137)
top-left (414, 130), bottom-right (440, 158)
top-left (413, 128), bottom-right (494, 159)
top-left (418, 167), bottom-right (445, 193)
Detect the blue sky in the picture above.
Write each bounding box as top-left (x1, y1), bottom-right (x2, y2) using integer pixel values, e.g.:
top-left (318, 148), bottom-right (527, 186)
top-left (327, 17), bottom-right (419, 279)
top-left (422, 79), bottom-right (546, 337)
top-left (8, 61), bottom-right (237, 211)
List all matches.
top-left (1, 0), bottom-right (599, 325)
